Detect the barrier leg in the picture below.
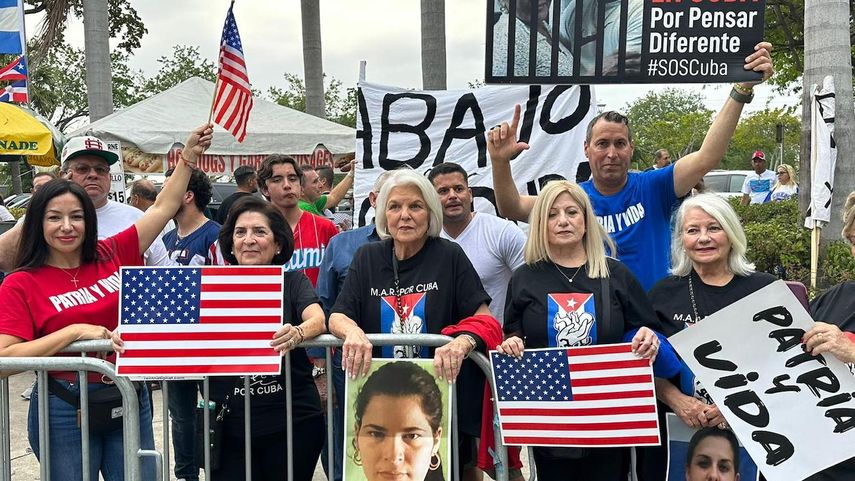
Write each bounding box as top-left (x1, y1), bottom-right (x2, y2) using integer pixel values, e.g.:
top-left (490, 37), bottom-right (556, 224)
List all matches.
top-left (36, 370), bottom-right (50, 481)
top-left (79, 369), bottom-right (91, 481)
top-left (162, 382), bottom-right (171, 481)
top-left (244, 376), bottom-right (251, 481)
top-left (0, 377), bottom-right (10, 481)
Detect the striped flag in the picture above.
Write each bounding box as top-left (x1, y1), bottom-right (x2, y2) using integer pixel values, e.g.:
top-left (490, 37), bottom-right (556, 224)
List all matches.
top-left (0, 0), bottom-right (24, 54)
top-left (212, 2), bottom-right (252, 143)
top-left (490, 344), bottom-right (659, 447)
top-left (116, 266), bottom-right (283, 378)
top-left (0, 54), bottom-right (26, 81)
top-left (0, 79), bottom-right (26, 102)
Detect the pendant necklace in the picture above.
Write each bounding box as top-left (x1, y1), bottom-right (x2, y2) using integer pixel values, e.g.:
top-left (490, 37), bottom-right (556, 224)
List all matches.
top-left (59, 266), bottom-right (82, 288)
top-left (553, 262), bottom-right (583, 285)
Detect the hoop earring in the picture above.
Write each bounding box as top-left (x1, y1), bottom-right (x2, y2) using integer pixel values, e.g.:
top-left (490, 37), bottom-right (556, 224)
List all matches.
top-left (429, 453), bottom-right (441, 471)
top-left (352, 437), bottom-right (362, 466)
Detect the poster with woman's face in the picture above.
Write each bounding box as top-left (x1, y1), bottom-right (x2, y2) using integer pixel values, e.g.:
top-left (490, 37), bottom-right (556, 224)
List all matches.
top-left (344, 359), bottom-right (452, 481)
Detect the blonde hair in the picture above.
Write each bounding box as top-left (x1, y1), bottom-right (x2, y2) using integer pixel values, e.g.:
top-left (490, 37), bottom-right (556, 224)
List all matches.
top-left (670, 193), bottom-right (755, 277)
top-left (773, 163), bottom-right (798, 190)
top-left (841, 192), bottom-right (855, 240)
top-left (524, 181), bottom-right (615, 278)
top-left (374, 168), bottom-right (443, 240)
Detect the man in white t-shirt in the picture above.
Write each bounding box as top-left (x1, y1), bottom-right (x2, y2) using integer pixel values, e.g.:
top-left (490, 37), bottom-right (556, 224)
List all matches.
top-left (429, 162), bottom-right (525, 326)
top-left (740, 149), bottom-right (776, 205)
top-left (0, 136), bottom-right (170, 271)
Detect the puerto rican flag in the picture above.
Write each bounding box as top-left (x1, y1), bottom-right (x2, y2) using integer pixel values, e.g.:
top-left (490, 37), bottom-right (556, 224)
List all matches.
top-left (547, 293), bottom-right (598, 347)
top-left (491, 345), bottom-right (659, 447)
top-left (0, 79), bottom-right (26, 103)
top-left (380, 292), bottom-right (427, 358)
top-left (0, 54), bottom-right (26, 81)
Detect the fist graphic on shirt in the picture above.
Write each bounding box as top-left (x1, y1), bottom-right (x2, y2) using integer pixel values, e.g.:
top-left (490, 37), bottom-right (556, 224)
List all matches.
top-left (554, 311), bottom-right (594, 347)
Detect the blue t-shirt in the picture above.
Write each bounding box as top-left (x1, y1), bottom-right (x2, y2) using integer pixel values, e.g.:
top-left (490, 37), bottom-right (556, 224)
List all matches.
top-left (163, 219), bottom-right (222, 266)
top-left (581, 166), bottom-right (677, 291)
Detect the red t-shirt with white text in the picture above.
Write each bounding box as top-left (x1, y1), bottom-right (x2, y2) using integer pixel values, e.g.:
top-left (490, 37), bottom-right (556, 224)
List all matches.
top-left (286, 212), bottom-right (338, 286)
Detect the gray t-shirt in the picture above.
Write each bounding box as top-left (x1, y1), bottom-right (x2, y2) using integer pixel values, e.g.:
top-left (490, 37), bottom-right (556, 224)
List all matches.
top-left (441, 213), bottom-right (526, 325)
top-left (96, 200), bottom-right (171, 266)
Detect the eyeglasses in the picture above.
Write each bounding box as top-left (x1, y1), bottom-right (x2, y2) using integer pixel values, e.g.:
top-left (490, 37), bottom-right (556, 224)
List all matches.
top-left (777, 171), bottom-right (787, 176)
top-left (69, 164), bottom-right (110, 176)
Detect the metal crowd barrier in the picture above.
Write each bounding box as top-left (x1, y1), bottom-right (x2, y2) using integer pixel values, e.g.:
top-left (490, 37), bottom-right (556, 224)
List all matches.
top-left (0, 340), bottom-right (157, 481)
top-left (0, 334), bottom-right (511, 481)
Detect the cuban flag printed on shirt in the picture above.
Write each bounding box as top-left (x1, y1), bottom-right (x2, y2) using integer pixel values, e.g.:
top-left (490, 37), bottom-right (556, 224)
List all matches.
top-left (380, 292), bottom-right (427, 358)
top-left (546, 293), bottom-right (598, 348)
top-left (0, 79), bottom-right (26, 102)
top-left (0, 0), bottom-right (24, 54)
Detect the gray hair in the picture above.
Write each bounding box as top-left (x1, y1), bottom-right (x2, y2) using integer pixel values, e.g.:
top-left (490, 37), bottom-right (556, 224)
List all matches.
top-left (374, 168), bottom-right (443, 240)
top-left (670, 193), bottom-right (755, 277)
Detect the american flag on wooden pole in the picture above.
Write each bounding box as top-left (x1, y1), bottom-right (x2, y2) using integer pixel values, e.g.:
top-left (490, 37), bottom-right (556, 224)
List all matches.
top-left (116, 266), bottom-right (283, 378)
top-left (211, 1), bottom-right (252, 142)
top-left (490, 344), bottom-right (660, 447)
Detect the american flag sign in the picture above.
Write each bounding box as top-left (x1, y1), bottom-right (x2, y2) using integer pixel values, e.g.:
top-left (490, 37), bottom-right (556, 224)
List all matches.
top-left (116, 266), bottom-right (283, 378)
top-left (212, 3), bottom-right (253, 143)
top-left (490, 344), bottom-right (660, 447)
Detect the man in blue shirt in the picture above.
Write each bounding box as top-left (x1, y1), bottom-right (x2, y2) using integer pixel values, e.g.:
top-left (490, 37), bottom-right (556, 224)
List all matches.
top-left (314, 170), bottom-right (392, 481)
top-left (488, 43), bottom-right (773, 290)
top-left (162, 167), bottom-right (221, 481)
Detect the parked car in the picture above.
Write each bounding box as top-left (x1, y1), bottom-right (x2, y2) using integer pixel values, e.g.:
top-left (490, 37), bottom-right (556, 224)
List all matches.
top-left (703, 170), bottom-right (752, 199)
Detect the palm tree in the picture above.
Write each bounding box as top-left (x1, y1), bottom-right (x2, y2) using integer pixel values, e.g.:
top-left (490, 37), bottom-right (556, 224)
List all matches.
top-left (803, 0), bottom-right (854, 241)
top-left (301, 0), bottom-right (326, 119)
top-left (420, 0), bottom-right (446, 90)
top-left (82, 0), bottom-right (113, 121)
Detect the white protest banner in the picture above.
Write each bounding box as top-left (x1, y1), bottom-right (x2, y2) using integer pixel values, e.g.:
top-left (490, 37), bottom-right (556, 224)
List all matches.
top-left (105, 140), bottom-right (126, 204)
top-left (669, 281), bottom-right (855, 481)
top-left (665, 413), bottom-right (759, 481)
top-left (354, 82), bottom-right (596, 226)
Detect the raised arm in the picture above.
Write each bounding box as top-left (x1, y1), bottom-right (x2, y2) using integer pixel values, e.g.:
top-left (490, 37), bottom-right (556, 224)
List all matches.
top-left (134, 124), bottom-right (213, 255)
top-left (487, 104), bottom-right (537, 221)
top-left (672, 42), bottom-right (774, 196)
top-left (323, 160), bottom-right (356, 209)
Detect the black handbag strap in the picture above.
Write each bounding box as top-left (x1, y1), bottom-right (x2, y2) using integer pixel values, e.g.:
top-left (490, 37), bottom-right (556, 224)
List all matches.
top-left (47, 376), bottom-right (81, 408)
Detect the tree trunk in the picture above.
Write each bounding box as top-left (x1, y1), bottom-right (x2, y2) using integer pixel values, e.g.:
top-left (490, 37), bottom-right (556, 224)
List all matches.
top-left (301, 0), bottom-right (326, 119)
top-left (10, 159), bottom-right (22, 195)
top-left (83, 0), bottom-right (113, 122)
top-left (420, 0), bottom-right (447, 90)
top-left (804, 0), bottom-right (854, 241)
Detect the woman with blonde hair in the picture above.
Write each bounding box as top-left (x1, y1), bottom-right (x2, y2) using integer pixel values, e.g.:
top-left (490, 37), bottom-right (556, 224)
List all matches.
top-left (497, 180), bottom-right (662, 481)
top-left (769, 163), bottom-right (798, 201)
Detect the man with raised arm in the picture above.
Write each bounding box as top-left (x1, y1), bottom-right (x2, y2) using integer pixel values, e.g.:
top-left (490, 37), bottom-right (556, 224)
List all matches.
top-left (488, 42), bottom-right (773, 290)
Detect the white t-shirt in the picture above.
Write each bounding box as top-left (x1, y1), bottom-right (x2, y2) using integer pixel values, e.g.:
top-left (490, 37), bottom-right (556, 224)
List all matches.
top-left (770, 183), bottom-right (798, 202)
top-left (0, 206), bottom-right (14, 222)
top-left (441, 213), bottom-right (526, 325)
top-left (741, 170), bottom-right (776, 204)
top-left (96, 201), bottom-right (171, 266)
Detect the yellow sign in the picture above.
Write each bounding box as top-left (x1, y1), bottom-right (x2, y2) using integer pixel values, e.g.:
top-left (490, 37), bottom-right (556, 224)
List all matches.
top-left (0, 102), bottom-right (58, 166)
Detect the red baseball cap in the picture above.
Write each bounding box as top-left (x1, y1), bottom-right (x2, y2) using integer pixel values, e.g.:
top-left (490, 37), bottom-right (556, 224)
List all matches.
top-left (752, 150), bottom-right (765, 161)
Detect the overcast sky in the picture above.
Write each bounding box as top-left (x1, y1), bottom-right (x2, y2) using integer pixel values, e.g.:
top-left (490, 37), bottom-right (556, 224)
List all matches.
top-left (35, 0), bottom-right (797, 114)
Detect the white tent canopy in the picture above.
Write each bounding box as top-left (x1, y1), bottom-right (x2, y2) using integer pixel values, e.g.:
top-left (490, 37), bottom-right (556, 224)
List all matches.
top-left (70, 77), bottom-right (356, 155)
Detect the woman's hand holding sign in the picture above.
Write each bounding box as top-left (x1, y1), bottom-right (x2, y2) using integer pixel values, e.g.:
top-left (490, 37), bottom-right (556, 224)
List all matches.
top-left (803, 322), bottom-right (855, 364)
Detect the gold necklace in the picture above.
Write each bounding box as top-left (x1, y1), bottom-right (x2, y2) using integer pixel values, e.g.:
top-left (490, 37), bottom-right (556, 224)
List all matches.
top-left (58, 266), bottom-right (82, 288)
top-left (553, 262), bottom-right (584, 284)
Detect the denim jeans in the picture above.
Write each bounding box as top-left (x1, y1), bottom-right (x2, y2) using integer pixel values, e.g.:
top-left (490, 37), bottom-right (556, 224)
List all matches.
top-left (28, 379), bottom-right (156, 481)
top-left (166, 380), bottom-right (201, 481)
top-left (318, 349), bottom-right (345, 481)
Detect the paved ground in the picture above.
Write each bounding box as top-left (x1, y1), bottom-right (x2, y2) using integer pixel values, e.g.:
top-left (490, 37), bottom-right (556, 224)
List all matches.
top-left (5, 372), bottom-right (530, 480)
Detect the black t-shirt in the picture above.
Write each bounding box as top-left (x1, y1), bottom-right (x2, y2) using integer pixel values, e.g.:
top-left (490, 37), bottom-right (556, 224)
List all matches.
top-left (211, 271), bottom-right (323, 437)
top-left (215, 191), bottom-right (254, 224)
top-left (332, 237), bottom-right (491, 435)
top-left (649, 270), bottom-right (777, 337)
top-left (811, 281), bottom-right (855, 333)
top-left (504, 257), bottom-right (659, 348)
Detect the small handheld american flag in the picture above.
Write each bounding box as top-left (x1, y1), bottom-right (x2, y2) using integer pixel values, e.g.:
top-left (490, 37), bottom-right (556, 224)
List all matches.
top-left (490, 344), bottom-right (660, 447)
top-left (116, 266), bottom-right (283, 378)
top-left (211, 2), bottom-right (252, 142)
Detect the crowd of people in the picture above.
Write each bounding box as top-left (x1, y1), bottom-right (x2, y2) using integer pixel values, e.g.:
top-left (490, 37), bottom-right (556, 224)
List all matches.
top-left (0, 39), bottom-right (853, 481)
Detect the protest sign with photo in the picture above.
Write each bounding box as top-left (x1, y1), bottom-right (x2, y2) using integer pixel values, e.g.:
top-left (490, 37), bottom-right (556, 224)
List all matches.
top-left (490, 344), bottom-right (659, 447)
top-left (669, 281), bottom-right (855, 481)
top-left (343, 359), bottom-right (451, 481)
top-left (354, 81), bottom-right (596, 226)
top-left (486, 0), bottom-right (765, 84)
top-left (665, 413), bottom-right (759, 481)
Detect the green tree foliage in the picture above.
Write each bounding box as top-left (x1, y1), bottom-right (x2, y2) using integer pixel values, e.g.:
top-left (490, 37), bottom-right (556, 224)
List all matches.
top-left (725, 108), bottom-right (801, 170)
top-left (268, 73), bottom-right (357, 127)
top-left (138, 45), bottom-right (216, 97)
top-left (763, 0), bottom-right (805, 92)
top-left (624, 88), bottom-right (712, 168)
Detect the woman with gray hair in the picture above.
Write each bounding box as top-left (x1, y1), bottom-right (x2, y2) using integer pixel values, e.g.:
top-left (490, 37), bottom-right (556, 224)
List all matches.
top-left (329, 168), bottom-right (501, 480)
top-left (641, 193), bottom-right (775, 481)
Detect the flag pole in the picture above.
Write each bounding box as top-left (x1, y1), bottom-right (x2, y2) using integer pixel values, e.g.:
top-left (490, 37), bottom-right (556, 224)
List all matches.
top-left (809, 84), bottom-right (820, 290)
